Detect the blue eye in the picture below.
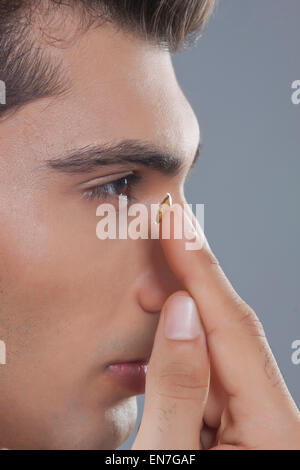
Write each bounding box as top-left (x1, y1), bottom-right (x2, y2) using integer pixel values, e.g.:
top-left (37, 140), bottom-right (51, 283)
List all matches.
top-left (83, 173), bottom-right (141, 201)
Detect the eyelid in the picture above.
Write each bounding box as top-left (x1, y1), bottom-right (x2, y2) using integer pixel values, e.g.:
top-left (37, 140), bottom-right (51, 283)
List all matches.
top-left (77, 170), bottom-right (135, 190)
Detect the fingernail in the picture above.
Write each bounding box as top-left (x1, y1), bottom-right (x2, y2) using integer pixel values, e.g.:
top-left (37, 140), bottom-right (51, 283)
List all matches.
top-left (164, 294), bottom-right (202, 340)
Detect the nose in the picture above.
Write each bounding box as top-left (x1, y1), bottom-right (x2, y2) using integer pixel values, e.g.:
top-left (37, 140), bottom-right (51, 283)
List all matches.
top-left (136, 194), bottom-right (184, 314)
top-left (136, 241), bottom-right (183, 314)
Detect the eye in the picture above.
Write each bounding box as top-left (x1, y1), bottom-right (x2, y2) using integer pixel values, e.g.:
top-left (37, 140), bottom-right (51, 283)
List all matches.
top-left (82, 173), bottom-right (142, 201)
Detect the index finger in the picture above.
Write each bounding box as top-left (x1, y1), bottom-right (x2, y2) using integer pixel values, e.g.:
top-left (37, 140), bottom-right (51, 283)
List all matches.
top-left (159, 203), bottom-right (296, 415)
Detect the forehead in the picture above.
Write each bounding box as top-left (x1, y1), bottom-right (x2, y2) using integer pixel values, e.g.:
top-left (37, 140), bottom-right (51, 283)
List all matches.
top-left (51, 23), bottom-right (198, 156)
top-left (1, 22), bottom-right (200, 168)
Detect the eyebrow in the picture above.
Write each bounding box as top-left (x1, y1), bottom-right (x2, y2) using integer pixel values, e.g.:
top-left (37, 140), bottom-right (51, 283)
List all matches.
top-left (44, 138), bottom-right (202, 176)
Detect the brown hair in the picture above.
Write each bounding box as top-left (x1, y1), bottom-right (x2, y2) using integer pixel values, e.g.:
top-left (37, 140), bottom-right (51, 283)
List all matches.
top-left (0, 0), bottom-right (215, 117)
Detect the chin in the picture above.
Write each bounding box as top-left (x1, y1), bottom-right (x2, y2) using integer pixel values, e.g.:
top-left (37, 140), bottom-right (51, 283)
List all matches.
top-left (101, 396), bottom-right (138, 450)
top-left (49, 396), bottom-right (138, 450)
top-left (1, 396), bottom-right (138, 450)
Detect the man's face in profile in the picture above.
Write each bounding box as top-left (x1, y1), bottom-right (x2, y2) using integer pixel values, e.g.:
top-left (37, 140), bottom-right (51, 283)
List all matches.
top-left (0, 13), bottom-right (200, 449)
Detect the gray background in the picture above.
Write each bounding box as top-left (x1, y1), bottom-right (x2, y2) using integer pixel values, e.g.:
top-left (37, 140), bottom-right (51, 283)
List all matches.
top-left (119, 0), bottom-right (300, 449)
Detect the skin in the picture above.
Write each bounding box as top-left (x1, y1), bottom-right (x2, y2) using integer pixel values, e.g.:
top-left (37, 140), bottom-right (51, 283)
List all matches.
top-left (132, 205), bottom-right (300, 449)
top-left (0, 15), bottom-right (198, 449)
top-left (0, 11), bottom-right (299, 450)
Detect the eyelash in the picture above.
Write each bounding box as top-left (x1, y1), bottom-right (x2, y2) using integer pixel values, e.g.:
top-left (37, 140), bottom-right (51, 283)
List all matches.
top-left (82, 173), bottom-right (142, 201)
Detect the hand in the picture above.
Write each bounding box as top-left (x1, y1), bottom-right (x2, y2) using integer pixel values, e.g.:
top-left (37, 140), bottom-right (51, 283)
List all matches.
top-left (132, 204), bottom-right (300, 450)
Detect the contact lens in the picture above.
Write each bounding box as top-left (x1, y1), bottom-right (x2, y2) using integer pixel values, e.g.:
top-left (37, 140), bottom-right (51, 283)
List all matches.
top-left (157, 193), bottom-right (172, 224)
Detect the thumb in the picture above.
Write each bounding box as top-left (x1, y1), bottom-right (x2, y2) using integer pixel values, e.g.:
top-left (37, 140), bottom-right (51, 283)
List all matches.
top-left (132, 291), bottom-right (210, 450)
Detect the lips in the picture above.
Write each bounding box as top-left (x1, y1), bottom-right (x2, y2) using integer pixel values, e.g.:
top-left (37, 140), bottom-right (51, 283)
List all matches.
top-left (105, 358), bottom-right (150, 394)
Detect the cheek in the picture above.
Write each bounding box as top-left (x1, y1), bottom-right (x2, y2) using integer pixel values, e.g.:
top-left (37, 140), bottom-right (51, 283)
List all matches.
top-left (0, 185), bottom-right (139, 448)
top-left (0, 201), bottom-right (116, 360)
top-left (0, 201), bottom-right (137, 417)
top-left (0, 198), bottom-right (136, 361)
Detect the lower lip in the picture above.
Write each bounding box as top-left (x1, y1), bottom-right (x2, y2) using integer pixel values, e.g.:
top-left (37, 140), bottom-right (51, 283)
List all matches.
top-left (105, 361), bottom-right (148, 394)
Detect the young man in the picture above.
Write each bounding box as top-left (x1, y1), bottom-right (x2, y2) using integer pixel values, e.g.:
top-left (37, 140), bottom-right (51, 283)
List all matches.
top-left (0, 0), bottom-right (299, 450)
